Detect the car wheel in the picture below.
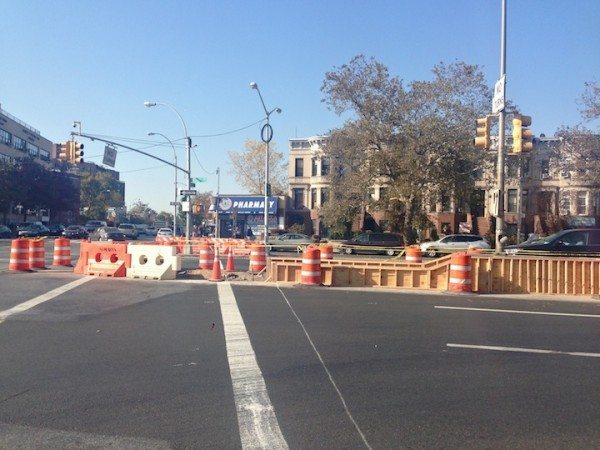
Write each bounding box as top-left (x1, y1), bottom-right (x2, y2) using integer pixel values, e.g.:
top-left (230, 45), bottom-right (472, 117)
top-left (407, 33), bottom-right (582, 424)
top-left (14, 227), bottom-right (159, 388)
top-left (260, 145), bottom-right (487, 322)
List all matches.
top-left (426, 249), bottom-right (437, 258)
top-left (344, 247), bottom-right (353, 255)
top-left (385, 249), bottom-right (396, 256)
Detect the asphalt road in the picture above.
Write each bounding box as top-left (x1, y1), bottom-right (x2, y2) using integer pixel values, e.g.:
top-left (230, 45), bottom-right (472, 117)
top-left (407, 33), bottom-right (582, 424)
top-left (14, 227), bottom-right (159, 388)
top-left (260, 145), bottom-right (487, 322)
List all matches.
top-left (0, 268), bottom-right (599, 449)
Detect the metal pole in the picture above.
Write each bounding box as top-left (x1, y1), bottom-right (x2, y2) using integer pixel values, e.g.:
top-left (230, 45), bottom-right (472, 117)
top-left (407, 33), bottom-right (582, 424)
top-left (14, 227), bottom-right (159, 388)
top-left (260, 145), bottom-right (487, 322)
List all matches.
top-left (516, 153), bottom-right (522, 243)
top-left (215, 167), bottom-right (220, 238)
top-left (264, 130), bottom-right (269, 246)
top-left (496, 0), bottom-right (507, 252)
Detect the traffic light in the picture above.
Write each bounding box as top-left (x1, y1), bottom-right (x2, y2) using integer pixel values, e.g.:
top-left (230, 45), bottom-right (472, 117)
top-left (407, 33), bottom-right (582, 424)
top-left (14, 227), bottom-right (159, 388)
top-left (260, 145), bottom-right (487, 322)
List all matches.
top-left (192, 204), bottom-right (200, 214)
top-left (512, 115), bottom-right (533, 153)
top-left (58, 142), bottom-right (70, 161)
top-left (474, 116), bottom-right (492, 150)
top-left (73, 141), bottom-right (84, 163)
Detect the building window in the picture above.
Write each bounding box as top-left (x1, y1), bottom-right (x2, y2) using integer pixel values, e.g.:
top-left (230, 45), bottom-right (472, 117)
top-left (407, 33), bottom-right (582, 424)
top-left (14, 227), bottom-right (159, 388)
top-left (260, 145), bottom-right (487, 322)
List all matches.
top-left (379, 187), bottom-right (388, 202)
top-left (311, 158), bottom-right (317, 177)
top-left (13, 136), bottom-right (26, 151)
top-left (321, 158), bottom-right (330, 176)
top-left (27, 142), bottom-right (39, 157)
top-left (523, 158), bottom-right (530, 176)
top-left (311, 188), bottom-right (317, 208)
top-left (294, 158), bottom-right (304, 177)
top-left (507, 189), bottom-right (518, 212)
top-left (561, 191), bottom-right (571, 215)
top-left (293, 188), bottom-right (304, 209)
top-left (540, 160), bottom-right (550, 179)
top-left (321, 188), bottom-right (329, 206)
top-left (39, 149), bottom-right (50, 161)
top-left (441, 193), bottom-right (451, 212)
top-left (522, 190), bottom-right (528, 213)
top-left (576, 191), bottom-right (587, 215)
top-left (0, 128), bottom-right (12, 146)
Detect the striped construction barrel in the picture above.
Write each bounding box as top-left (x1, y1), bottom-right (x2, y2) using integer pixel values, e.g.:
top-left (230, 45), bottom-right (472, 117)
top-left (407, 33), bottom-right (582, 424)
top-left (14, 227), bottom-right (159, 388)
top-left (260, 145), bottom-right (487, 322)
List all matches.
top-left (448, 252), bottom-right (472, 293)
top-left (319, 243), bottom-right (333, 260)
top-left (53, 237), bottom-right (72, 266)
top-left (249, 244), bottom-right (267, 273)
top-left (405, 246), bottom-right (422, 263)
top-left (301, 246), bottom-right (321, 285)
top-left (9, 239), bottom-right (30, 271)
top-left (198, 242), bottom-right (214, 270)
top-left (29, 239), bottom-right (46, 269)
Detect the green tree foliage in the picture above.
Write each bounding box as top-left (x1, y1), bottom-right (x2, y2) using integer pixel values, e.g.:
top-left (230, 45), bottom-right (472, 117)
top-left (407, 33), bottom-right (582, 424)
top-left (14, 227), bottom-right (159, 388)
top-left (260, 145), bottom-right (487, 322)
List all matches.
top-left (228, 139), bottom-right (287, 195)
top-left (79, 172), bottom-right (123, 221)
top-left (320, 55), bottom-right (491, 243)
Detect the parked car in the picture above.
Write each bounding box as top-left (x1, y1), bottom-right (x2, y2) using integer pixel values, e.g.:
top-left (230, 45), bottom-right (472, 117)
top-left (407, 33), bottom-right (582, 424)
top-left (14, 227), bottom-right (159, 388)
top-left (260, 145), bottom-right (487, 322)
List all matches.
top-left (46, 224), bottom-right (65, 236)
top-left (90, 226), bottom-right (127, 241)
top-left (504, 228), bottom-right (600, 256)
top-left (63, 225), bottom-right (89, 239)
top-left (17, 223), bottom-right (50, 238)
top-left (85, 220), bottom-right (107, 233)
top-left (134, 224), bottom-right (148, 236)
top-left (0, 225), bottom-right (15, 238)
top-left (340, 232), bottom-right (404, 256)
top-left (117, 223), bottom-right (138, 240)
top-left (267, 233), bottom-right (314, 252)
top-left (156, 228), bottom-right (174, 239)
top-left (145, 226), bottom-right (157, 236)
top-left (420, 234), bottom-right (490, 257)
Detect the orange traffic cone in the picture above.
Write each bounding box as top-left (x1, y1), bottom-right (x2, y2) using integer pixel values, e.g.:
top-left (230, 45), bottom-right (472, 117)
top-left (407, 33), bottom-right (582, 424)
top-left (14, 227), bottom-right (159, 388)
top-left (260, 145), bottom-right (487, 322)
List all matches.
top-left (226, 246), bottom-right (235, 272)
top-left (210, 247), bottom-right (223, 282)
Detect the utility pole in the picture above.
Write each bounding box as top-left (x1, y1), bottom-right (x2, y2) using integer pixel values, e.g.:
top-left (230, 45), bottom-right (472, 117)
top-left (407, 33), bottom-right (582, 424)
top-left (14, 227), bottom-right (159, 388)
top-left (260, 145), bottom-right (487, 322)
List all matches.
top-left (495, 0), bottom-right (507, 252)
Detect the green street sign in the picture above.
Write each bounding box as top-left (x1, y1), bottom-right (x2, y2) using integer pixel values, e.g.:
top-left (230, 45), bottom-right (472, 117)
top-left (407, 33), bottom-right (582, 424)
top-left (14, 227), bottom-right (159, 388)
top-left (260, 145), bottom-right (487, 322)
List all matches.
top-left (194, 177), bottom-right (208, 183)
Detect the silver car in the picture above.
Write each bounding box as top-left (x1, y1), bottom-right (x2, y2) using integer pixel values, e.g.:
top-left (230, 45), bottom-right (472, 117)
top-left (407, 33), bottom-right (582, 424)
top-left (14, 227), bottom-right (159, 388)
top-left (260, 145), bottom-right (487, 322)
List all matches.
top-left (117, 223), bottom-right (138, 240)
top-left (420, 234), bottom-right (490, 257)
top-left (267, 233), bottom-right (314, 252)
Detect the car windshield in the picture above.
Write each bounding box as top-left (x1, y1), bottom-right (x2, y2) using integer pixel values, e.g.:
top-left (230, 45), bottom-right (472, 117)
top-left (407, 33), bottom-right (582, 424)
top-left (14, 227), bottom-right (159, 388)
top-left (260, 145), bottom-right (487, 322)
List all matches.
top-left (527, 231), bottom-right (563, 244)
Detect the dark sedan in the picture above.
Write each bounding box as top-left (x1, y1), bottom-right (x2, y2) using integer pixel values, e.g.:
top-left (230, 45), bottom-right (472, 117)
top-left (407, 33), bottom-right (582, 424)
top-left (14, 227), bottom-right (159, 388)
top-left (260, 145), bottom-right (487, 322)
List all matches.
top-left (46, 224), bottom-right (66, 236)
top-left (0, 225), bottom-right (15, 238)
top-left (90, 226), bottom-right (127, 242)
top-left (63, 225), bottom-right (89, 240)
top-left (17, 224), bottom-right (49, 238)
top-left (505, 228), bottom-right (600, 256)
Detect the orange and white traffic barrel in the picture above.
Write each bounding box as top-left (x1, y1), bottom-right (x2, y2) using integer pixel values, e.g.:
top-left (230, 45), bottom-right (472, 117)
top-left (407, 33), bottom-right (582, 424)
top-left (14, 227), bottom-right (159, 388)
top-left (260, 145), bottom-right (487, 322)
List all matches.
top-left (448, 252), bottom-right (472, 293)
top-left (319, 243), bottom-right (333, 260)
top-left (301, 246), bottom-right (321, 285)
top-left (198, 242), bottom-right (214, 270)
top-left (9, 239), bottom-right (30, 271)
top-left (29, 239), bottom-right (46, 269)
top-left (405, 246), bottom-right (422, 263)
top-left (249, 244), bottom-right (267, 273)
top-left (53, 237), bottom-right (72, 266)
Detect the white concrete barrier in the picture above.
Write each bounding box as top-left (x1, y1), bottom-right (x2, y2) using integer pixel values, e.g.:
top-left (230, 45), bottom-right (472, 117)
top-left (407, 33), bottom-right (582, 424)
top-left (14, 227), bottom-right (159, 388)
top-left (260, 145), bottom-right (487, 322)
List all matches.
top-left (126, 244), bottom-right (181, 280)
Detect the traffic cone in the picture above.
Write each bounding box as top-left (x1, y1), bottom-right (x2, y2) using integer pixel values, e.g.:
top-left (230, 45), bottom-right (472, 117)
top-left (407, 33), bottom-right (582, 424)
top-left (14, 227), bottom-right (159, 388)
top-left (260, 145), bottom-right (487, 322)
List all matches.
top-left (210, 247), bottom-right (223, 282)
top-left (226, 246), bottom-right (235, 272)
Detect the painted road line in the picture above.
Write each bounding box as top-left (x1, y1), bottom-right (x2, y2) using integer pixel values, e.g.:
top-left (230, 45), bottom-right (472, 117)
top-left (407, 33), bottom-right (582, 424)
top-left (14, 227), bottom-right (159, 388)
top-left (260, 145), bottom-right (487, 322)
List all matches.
top-left (435, 305), bottom-right (600, 319)
top-left (447, 343), bottom-right (600, 358)
top-left (0, 276), bottom-right (94, 324)
top-left (277, 286), bottom-right (373, 450)
top-left (217, 282), bottom-right (288, 450)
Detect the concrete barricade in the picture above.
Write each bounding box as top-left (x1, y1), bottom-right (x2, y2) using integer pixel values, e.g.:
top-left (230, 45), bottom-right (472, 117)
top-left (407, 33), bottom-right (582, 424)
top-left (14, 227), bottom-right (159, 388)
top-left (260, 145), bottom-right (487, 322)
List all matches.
top-left (127, 244), bottom-right (181, 280)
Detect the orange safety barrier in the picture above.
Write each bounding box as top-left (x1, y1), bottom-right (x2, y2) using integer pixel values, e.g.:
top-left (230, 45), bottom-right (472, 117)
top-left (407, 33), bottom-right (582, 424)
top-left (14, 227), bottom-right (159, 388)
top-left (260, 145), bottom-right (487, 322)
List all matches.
top-left (301, 247), bottom-right (322, 285)
top-left (448, 252), bottom-right (472, 293)
top-left (320, 243), bottom-right (333, 260)
top-left (29, 239), bottom-right (46, 269)
top-left (405, 246), bottom-right (422, 263)
top-left (73, 240), bottom-right (91, 274)
top-left (249, 244), bottom-right (267, 273)
top-left (9, 239), bottom-right (30, 271)
top-left (198, 242), bottom-right (214, 270)
top-left (53, 237), bottom-right (72, 266)
top-left (84, 242), bottom-right (131, 277)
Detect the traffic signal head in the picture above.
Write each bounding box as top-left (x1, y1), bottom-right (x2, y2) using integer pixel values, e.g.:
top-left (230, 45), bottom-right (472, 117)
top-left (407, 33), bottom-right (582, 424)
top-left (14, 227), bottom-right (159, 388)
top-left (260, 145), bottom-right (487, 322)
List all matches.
top-left (512, 115), bottom-right (533, 153)
top-left (73, 142), bottom-right (84, 163)
top-left (474, 116), bottom-right (491, 150)
top-left (58, 142), bottom-right (70, 161)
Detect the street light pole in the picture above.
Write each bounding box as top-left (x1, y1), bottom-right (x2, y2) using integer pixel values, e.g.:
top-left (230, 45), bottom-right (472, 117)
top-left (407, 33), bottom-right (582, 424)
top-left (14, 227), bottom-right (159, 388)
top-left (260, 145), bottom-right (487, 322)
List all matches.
top-left (496, 0), bottom-right (507, 252)
top-left (144, 101), bottom-right (192, 252)
top-left (250, 82), bottom-right (281, 246)
top-left (148, 132), bottom-right (178, 236)
top-left (215, 167), bottom-right (220, 238)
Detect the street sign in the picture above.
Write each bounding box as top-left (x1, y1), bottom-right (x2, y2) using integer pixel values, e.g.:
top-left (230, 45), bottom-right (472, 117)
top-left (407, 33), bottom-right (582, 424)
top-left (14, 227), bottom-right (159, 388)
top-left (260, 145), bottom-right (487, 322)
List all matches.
top-left (169, 201), bottom-right (181, 206)
top-left (194, 177), bottom-right (207, 183)
top-left (179, 189), bottom-right (197, 196)
top-left (492, 76), bottom-right (505, 113)
top-left (103, 145), bottom-right (117, 168)
top-left (261, 123), bottom-right (273, 143)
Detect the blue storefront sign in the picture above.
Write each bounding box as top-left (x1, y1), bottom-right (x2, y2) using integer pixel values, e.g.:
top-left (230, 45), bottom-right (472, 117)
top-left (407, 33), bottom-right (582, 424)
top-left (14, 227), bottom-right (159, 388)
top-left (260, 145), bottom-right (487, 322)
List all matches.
top-left (217, 196), bottom-right (278, 214)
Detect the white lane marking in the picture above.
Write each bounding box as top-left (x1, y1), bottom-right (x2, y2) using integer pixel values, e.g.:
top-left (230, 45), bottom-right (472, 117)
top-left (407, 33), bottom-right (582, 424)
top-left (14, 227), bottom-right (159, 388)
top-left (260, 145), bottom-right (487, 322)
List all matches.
top-left (435, 305), bottom-right (600, 318)
top-left (217, 283), bottom-right (288, 450)
top-left (277, 286), bottom-right (373, 450)
top-left (0, 276), bottom-right (94, 324)
top-left (447, 343), bottom-right (600, 358)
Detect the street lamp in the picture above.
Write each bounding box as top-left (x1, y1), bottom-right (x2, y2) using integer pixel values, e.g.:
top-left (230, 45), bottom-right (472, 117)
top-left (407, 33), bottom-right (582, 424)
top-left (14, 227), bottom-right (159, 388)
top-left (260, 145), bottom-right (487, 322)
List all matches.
top-left (144, 101), bottom-right (192, 252)
top-left (148, 132), bottom-right (178, 236)
top-left (250, 82), bottom-right (281, 245)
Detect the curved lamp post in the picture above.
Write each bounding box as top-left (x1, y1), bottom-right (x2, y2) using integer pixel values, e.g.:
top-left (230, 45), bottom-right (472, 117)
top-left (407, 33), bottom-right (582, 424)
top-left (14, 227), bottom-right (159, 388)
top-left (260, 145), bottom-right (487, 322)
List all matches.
top-left (250, 82), bottom-right (281, 245)
top-left (144, 101), bottom-right (192, 252)
top-left (148, 132), bottom-right (178, 236)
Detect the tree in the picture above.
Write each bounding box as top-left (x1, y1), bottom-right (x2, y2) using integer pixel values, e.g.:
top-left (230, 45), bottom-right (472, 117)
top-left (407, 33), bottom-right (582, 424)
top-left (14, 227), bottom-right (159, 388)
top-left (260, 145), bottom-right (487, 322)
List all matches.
top-left (321, 56), bottom-right (490, 243)
top-left (579, 80), bottom-right (600, 121)
top-left (128, 200), bottom-right (156, 224)
top-left (80, 172), bottom-right (123, 221)
top-left (228, 139), bottom-right (287, 195)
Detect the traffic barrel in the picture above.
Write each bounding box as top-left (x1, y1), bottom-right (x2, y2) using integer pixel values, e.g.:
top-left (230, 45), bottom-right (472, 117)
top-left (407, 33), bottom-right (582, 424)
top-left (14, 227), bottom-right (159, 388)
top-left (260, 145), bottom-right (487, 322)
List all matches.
top-left (9, 239), bottom-right (30, 271)
top-left (198, 242), bottom-right (214, 270)
top-left (319, 243), bottom-right (333, 260)
top-left (53, 237), bottom-right (72, 266)
top-left (301, 246), bottom-right (321, 285)
top-left (249, 244), bottom-right (267, 273)
top-left (226, 246), bottom-right (235, 272)
top-left (448, 252), bottom-right (472, 293)
top-left (405, 246), bottom-right (422, 263)
top-left (210, 247), bottom-right (223, 282)
top-left (29, 239), bottom-right (46, 269)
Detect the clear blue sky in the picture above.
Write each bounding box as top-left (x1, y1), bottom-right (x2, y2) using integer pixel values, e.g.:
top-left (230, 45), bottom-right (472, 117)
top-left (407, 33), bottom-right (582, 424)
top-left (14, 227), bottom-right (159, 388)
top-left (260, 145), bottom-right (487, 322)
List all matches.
top-left (2, 0), bottom-right (598, 213)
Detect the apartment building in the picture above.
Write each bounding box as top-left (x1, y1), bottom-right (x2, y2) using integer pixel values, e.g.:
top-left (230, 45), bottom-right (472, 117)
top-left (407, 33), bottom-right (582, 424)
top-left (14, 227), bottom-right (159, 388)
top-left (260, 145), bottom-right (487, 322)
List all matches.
top-left (288, 134), bottom-right (599, 239)
top-left (0, 104), bottom-right (53, 166)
